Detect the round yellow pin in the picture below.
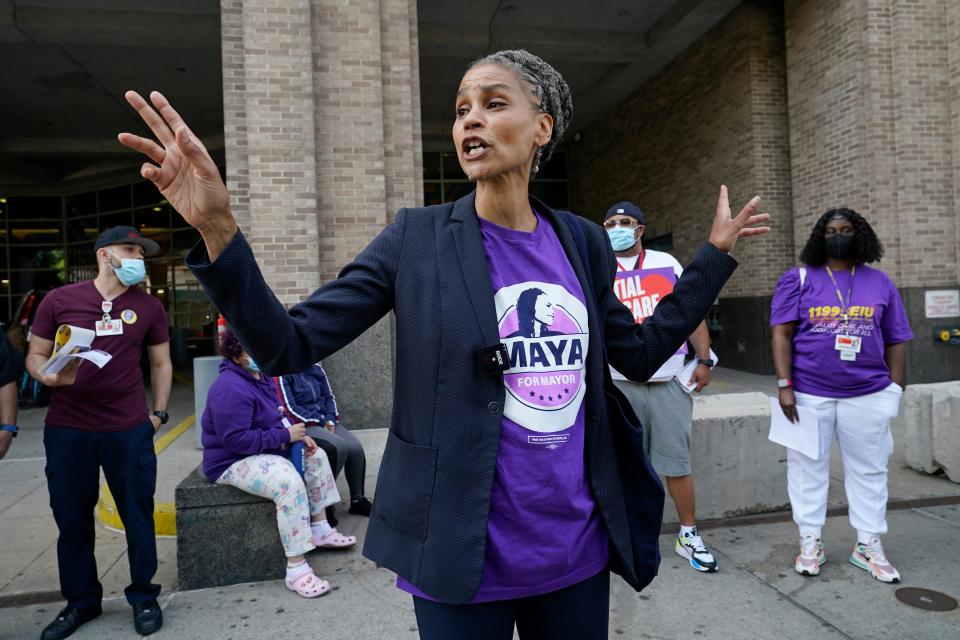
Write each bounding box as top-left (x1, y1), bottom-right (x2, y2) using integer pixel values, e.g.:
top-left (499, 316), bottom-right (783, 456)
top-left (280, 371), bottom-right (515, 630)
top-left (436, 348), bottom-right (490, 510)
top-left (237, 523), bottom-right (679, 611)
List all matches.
top-left (121, 309), bottom-right (138, 325)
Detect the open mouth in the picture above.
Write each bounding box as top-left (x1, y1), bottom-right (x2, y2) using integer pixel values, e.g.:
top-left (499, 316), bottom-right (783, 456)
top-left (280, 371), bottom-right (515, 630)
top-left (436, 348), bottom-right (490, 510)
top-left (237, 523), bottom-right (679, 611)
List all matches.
top-left (462, 138), bottom-right (490, 159)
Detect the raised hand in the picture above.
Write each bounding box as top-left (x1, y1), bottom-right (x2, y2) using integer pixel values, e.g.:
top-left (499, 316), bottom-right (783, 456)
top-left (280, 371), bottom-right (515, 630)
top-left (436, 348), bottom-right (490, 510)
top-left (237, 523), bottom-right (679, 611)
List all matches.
top-left (708, 185), bottom-right (770, 253)
top-left (118, 91), bottom-right (236, 258)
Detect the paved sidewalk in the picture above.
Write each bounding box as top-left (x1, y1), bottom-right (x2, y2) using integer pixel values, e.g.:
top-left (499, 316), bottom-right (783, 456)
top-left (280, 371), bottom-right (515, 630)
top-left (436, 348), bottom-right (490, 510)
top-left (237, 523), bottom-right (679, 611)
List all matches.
top-left (0, 381), bottom-right (196, 602)
top-left (1, 505), bottom-right (958, 639)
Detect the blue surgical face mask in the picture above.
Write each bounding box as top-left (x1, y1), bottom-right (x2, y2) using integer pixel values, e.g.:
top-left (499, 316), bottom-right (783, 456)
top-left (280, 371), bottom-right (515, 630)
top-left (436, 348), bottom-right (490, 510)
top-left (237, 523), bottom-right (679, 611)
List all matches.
top-left (607, 227), bottom-right (637, 252)
top-left (245, 357), bottom-right (261, 374)
top-left (108, 253), bottom-right (147, 286)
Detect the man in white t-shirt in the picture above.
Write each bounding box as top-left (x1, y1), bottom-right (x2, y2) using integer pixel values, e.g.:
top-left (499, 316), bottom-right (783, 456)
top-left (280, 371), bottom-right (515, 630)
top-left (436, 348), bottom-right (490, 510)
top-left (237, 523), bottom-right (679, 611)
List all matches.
top-left (604, 201), bottom-right (719, 573)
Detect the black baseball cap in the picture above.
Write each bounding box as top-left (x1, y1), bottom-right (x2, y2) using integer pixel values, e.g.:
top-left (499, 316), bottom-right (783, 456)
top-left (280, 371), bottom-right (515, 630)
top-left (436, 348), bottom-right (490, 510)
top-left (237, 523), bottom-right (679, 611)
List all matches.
top-left (605, 201), bottom-right (644, 225)
top-left (94, 226), bottom-right (160, 256)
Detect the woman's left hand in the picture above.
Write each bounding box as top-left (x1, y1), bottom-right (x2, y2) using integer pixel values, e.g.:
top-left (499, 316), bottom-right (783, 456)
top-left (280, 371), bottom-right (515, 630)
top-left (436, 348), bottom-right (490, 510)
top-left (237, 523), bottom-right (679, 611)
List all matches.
top-left (302, 435), bottom-right (318, 455)
top-left (708, 186), bottom-right (771, 253)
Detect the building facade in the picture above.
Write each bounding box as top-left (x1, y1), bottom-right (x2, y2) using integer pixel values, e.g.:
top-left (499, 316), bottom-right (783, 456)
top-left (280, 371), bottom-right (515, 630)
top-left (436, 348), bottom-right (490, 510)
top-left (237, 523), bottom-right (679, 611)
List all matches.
top-left (1, 0), bottom-right (958, 428)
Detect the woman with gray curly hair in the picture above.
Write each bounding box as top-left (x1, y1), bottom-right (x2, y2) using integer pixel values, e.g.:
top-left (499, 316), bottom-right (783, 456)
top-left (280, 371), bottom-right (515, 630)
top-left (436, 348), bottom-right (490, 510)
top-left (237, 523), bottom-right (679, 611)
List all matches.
top-left (119, 49), bottom-right (768, 639)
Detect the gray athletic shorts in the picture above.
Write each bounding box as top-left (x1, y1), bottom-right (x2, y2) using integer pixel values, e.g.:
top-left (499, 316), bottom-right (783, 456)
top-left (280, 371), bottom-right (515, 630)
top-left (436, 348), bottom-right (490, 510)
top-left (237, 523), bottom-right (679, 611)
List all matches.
top-left (612, 378), bottom-right (693, 477)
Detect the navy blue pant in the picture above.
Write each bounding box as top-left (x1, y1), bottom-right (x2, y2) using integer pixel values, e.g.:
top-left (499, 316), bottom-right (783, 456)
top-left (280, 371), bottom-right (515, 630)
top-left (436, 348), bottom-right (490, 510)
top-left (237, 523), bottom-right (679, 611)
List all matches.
top-left (413, 569), bottom-right (610, 640)
top-left (44, 422), bottom-right (160, 609)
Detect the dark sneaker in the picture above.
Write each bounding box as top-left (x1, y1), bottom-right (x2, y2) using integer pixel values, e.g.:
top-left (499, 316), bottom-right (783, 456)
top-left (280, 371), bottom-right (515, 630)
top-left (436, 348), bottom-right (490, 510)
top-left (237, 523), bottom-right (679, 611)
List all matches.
top-left (41, 605), bottom-right (102, 640)
top-left (132, 599), bottom-right (163, 636)
top-left (349, 497), bottom-right (373, 517)
top-left (674, 527), bottom-right (719, 573)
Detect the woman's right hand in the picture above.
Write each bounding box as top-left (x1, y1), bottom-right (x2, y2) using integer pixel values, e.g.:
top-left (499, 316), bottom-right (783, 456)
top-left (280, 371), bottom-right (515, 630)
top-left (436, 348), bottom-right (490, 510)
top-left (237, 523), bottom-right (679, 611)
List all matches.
top-left (117, 91), bottom-right (237, 256)
top-left (778, 387), bottom-right (799, 423)
top-left (288, 422), bottom-right (307, 443)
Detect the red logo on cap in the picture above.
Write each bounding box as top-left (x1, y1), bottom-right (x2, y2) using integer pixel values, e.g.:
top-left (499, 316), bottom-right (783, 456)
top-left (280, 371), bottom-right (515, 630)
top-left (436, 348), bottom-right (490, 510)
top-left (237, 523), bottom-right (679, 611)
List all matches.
top-left (128, 231), bottom-right (139, 238)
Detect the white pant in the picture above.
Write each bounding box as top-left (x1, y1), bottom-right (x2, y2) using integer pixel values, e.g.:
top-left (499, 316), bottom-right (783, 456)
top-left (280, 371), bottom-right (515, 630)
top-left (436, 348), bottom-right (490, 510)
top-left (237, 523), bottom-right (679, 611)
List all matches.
top-left (788, 383), bottom-right (902, 541)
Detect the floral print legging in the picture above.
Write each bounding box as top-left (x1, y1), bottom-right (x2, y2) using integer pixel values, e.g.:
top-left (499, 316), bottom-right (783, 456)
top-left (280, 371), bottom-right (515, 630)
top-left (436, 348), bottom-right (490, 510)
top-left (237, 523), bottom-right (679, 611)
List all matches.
top-left (216, 449), bottom-right (341, 557)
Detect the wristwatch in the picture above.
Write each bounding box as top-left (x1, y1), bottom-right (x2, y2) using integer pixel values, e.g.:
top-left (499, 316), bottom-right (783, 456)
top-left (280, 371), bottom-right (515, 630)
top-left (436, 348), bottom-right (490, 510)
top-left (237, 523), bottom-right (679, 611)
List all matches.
top-left (0, 424), bottom-right (17, 438)
top-left (696, 358), bottom-right (715, 368)
top-left (153, 411), bottom-right (170, 425)
top-left (777, 378), bottom-right (793, 389)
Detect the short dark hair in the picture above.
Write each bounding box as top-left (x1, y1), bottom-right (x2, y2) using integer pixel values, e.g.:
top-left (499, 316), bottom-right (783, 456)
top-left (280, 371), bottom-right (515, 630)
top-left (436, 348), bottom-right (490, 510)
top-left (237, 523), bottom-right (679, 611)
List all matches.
top-left (799, 208), bottom-right (884, 266)
top-left (219, 328), bottom-right (244, 360)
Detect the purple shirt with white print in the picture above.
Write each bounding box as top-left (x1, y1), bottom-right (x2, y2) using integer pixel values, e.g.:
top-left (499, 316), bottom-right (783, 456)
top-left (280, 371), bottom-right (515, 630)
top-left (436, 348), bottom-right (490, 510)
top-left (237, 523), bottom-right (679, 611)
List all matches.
top-left (399, 210), bottom-right (608, 602)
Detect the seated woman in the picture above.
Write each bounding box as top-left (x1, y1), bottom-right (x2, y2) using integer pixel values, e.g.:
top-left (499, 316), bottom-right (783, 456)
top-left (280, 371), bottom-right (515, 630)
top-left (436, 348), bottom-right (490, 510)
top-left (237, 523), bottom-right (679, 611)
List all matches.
top-left (275, 363), bottom-right (373, 517)
top-left (201, 330), bottom-right (357, 598)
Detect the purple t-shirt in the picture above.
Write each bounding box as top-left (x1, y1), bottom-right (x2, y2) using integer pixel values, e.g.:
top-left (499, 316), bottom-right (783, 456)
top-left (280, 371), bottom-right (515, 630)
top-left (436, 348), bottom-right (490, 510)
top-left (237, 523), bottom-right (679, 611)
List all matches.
top-left (770, 264), bottom-right (913, 398)
top-left (32, 281), bottom-right (169, 431)
top-left (399, 211), bottom-right (608, 602)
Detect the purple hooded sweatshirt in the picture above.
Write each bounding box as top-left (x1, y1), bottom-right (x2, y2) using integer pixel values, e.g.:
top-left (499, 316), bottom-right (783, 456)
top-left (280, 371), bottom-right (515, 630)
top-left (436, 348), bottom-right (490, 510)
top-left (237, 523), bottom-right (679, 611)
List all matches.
top-left (201, 358), bottom-right (292, 482)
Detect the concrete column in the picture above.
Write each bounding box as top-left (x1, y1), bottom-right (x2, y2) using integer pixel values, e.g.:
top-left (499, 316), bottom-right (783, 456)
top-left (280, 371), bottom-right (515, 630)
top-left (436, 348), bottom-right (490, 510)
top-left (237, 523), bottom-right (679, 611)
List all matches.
top-left (785, 0), bottom-right (960, 382)
top-left (220, 0), bottom-right (424, 428)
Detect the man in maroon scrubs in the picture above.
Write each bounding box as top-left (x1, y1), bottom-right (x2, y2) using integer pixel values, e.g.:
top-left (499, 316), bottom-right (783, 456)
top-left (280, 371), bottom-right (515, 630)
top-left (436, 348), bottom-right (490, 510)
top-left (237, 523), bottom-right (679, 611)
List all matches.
top-left (26, 227), bottom-right (172, 639)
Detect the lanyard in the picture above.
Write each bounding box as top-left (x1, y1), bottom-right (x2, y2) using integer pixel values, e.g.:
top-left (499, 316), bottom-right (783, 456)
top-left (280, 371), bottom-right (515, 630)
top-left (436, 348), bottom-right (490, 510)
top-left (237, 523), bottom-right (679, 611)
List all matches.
top-left (825, 264), bottom-right (856, 327)
top-left (616, 250), bottom-right (645, 272)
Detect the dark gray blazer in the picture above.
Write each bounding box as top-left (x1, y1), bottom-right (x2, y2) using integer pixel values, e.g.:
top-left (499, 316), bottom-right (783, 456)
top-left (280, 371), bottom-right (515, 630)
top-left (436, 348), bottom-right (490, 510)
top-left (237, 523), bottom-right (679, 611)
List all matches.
top-left (186, 191), bottom-right (737, 604)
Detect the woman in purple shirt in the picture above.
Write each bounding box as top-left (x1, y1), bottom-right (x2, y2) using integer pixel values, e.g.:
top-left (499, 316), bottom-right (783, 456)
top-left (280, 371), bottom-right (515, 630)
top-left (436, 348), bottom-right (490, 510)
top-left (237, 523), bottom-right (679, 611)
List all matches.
top-left (771, 209), bottom-right (912, 584)
top-left (120, 50), bottom-right (769, 639)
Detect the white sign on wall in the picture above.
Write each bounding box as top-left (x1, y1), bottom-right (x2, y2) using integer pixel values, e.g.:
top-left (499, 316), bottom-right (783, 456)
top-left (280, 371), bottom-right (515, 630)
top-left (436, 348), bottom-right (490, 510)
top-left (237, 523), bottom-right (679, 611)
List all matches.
top-left (925, 290), bottom-right (960, 318)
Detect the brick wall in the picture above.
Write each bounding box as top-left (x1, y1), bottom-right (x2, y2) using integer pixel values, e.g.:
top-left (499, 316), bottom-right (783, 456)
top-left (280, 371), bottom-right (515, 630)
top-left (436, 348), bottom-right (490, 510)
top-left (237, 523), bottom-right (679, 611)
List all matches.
top-left (569, 0), bottom-right (794, 299)
top-left (219, 0), bottom-right (423, 426)
top-left (785, 0), bottom-right (960, 383)
top-left (786, 0), bottom-right (958, 288)
top-left (220, 0), bottom-right (321, 305)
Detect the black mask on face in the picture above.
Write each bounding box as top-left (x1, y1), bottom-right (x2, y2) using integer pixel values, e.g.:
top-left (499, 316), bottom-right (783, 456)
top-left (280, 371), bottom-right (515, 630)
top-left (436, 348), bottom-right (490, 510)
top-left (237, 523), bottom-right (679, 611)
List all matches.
top-left (825, 234), bottom-right (854, 260)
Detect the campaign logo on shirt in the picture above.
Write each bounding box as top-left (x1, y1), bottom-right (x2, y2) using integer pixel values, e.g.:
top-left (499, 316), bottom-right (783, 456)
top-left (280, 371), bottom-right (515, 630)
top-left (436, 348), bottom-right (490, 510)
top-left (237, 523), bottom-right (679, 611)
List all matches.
top-left (495, 282), bottom-right (589, 433)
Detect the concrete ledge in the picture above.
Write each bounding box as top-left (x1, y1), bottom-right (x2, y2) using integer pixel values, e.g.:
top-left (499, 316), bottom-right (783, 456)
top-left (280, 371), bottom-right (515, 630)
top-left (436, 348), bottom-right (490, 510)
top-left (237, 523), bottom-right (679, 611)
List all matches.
top-left (662, 392), bottom-right (788, 522)
top-left (900, 381), bottom-right (960, 483)
top-left (175, 467), bottom-right (286, 590)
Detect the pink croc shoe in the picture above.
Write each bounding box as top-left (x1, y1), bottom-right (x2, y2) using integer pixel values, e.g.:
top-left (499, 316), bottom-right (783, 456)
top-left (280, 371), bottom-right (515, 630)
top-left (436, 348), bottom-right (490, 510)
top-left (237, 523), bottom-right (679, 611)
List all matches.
top-left (313, 528), bottom-right (357, 549)
top-left (284, 564), bottom-right (331, 598)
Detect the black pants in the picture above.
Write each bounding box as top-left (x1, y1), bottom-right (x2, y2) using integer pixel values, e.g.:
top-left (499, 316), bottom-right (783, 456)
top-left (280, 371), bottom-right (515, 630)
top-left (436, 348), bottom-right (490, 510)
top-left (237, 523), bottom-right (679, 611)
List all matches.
top-left (44, 422), bottom-right (160, 609)
top-left (413, 570), bottom-right (610, 640)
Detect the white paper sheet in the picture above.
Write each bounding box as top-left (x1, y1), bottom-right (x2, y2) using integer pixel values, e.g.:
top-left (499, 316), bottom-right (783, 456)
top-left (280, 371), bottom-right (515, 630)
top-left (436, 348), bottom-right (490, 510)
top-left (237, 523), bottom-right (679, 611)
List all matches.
top-left (675, 348), bottom-right (719, 394)
top-left (768, 397), bottom-right (820, 460)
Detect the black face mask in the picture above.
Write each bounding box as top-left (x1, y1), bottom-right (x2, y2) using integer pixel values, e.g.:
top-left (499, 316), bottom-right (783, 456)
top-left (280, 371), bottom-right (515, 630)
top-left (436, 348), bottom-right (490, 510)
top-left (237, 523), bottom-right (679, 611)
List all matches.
top-left (825, 234), bottom-right (855, 260)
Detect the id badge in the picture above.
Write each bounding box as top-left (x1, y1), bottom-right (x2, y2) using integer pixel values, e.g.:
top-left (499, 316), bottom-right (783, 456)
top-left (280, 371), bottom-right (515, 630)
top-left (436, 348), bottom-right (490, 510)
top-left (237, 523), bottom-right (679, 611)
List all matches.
top-left (834, 334), bottom-right (861, 353)
top-left (95, 319), bottom-right (124, 336)
top-left (835, 334), bottom-right (859, 362)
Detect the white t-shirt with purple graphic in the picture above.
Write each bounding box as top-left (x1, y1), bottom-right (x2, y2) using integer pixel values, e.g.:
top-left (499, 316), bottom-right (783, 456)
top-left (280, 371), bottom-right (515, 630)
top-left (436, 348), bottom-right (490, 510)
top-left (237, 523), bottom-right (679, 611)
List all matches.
top-left (398, 211), bottom-right (609, 603)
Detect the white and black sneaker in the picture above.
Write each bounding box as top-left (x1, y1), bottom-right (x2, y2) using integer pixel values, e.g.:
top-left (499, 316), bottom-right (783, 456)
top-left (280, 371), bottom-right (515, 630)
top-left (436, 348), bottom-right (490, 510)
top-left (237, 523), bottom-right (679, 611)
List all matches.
top-left (675, 527), bottom-right (719, 573)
